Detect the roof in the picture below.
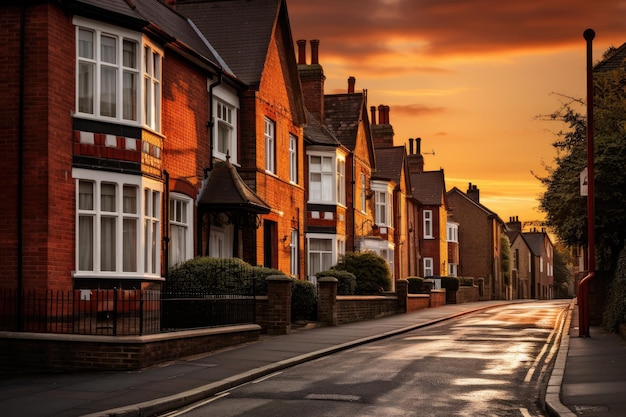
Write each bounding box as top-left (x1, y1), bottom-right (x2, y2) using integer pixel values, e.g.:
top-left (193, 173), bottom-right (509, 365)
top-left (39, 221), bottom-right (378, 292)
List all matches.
top-left (66, 0), bottom-right (223, 67)
top-left (374, 146), bottom-right (406, 184)
top-left (523, 232), bottom-right (552, 257)
top-left (594, 42), bottom-right (626, 73)
top-left (411, 170), bottom-right (446, 206)
top-left (198, 157), bottom-right (270, 214)
top-left (303, 110), bottom-right (341, 146)
top-left (323, 93), bottom-right (365, 151)
top-left (447, 186), bottom-right (505, 225)
top-left (176, 0), bottom-right (281, 85)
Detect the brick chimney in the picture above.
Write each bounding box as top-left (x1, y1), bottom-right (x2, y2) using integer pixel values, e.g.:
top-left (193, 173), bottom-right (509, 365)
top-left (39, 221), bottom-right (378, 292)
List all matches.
top-left (371, 104), bottom-right (394, 148)
top-left (507, 216), bottom-right (522, 232)
top-left (407, 137), bottom-right (424, 173)
top-left (348, 76), bottom-right (356, 93)
top-left (298, 39), bottom-right (325, 123)
top-left (467, 183), bottom-right (480, 203)
top-left (370, 106), bottom-right (376, 125)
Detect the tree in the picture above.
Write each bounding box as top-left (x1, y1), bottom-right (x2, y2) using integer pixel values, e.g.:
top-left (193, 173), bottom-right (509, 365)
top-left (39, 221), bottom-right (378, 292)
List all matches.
top-left (537, 64), bottom-right (626, 273)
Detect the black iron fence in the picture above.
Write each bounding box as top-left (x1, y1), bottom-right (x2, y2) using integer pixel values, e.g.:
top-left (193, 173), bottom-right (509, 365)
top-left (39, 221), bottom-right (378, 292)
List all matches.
top-left (0, 288), bottom-right (256, 336)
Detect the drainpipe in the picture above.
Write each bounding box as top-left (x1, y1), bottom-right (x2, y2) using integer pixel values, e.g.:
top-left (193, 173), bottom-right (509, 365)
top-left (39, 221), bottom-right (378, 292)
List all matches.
top-left (199, 71), bottom-right (223, 256)
top-left (163, 170), bottom-right (170, 279)
top-left (578, 29), bottom-right (596, 337)
top-left (17, 0), bottom-right (26, 330)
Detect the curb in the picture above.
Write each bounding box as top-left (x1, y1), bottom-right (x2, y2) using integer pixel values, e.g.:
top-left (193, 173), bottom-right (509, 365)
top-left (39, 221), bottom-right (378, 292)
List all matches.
top-left (544, 299), bottom-right (576, 417)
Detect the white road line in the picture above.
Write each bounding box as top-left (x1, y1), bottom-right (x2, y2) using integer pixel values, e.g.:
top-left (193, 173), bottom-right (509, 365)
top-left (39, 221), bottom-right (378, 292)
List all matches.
top-left (159, 392), bottom-right (230, 417)
top-left (519, 407), bottom-right (533, 417)
top-left (252, 371), bottom-right (283, 383)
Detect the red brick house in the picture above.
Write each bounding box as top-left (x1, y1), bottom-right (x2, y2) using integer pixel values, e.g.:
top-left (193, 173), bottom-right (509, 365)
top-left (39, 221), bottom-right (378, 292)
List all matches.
top-left (370, 106), bottom-right (420, 282)
top-left (447, 184), bottom-right (506, 300)
top-left (177, 0), bottom-right (307, 277)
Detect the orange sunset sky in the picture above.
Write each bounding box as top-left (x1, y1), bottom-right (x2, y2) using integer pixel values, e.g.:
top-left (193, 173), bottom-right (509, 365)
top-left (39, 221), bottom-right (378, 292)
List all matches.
top-left (288, 0), bottom-right (626, 224)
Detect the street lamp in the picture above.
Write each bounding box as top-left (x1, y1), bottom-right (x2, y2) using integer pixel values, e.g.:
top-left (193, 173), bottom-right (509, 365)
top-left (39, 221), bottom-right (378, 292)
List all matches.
top-left (359, 219), bottom-right (378, 251)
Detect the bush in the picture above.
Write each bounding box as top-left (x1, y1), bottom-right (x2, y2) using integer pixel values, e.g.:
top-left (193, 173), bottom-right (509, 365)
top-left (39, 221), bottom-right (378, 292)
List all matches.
top-left (333, 251), bottom-right (392, 294)
top-left (250, 265), bottom-right (284, 295)
top-left (291, 279), bottom-right (317, 321)
top-left (316, 269), bottom-right (357, 295)
top-left (459, 277), bottom-right (475, 287)
top-left (603, 245), bottom-right (626, 332)
top-left (406, 277), bottom-right (424, 294)
top-left (167, 257), bottom-right (254, 293)
top-left (440, 276), bottom-right (460, 292)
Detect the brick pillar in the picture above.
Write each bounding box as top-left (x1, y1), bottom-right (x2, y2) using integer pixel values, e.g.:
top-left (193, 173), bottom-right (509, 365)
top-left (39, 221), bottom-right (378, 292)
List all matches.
top-left (396, 279), bottom-right (408, 313)
top-left (266, 275), bottom-right (293, 335)
top-left (317, 277), bottom-right (338, 326)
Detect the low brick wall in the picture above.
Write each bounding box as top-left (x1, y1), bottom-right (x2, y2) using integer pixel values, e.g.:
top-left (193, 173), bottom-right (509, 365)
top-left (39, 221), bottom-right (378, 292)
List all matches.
top-left (430, 289), bottom-right (446, 308)
top-left (336, 296), bottom-right (401, 325)
top-left (445, 286), bottom-right (479, 304)
top-left (0, 324), bottom-right (260, 371)
top-left (407, 294), bottom-right (431, 312)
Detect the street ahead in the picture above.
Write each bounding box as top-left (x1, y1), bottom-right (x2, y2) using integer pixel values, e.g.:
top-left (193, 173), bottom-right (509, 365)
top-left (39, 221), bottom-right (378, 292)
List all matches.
top-left (161, 300), bottom-right (570, 417)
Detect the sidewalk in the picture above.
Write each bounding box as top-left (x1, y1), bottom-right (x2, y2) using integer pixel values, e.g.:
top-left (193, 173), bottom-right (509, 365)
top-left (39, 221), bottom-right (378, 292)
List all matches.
top-left (546, 301), bottom-right (626, 417)
top-left (0, 299), bottom-right (623, 417)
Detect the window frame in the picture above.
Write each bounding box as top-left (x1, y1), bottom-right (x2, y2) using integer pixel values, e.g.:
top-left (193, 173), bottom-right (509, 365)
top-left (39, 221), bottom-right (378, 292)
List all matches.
top-left (289, 134), bottom-right (298, 184)
top-left (169, 193), bottom-right (194, 268)
top-left (74, 168), bottom-right (163, 280)
top-left (308, 152), bottom-right (335, 203)
top-left (74, 17), bottom-right (163, 132)
top-left (423, 210), bottom-right (433, 239)
top-left (264, 117), bottom-right (276, 174)
top-left (423, 257), bottom-right (434, 277)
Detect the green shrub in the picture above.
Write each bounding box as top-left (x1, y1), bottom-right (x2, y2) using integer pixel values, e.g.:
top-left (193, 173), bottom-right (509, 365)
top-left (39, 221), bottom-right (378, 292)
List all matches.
top-left (316, 269), bottom-right (357, 295)
top-left (167, 257), bottom-right (253, 293)
top-left (406, 277), bottom-right (424, 294)
top-left (333, 251), bottom-right (392, 294)
top-left (604, 245), bottom-right (626, 332)
top-left (250, 265), bottom-right (284, 295)
top-left (459, 277), bottom-right (475, 287)
top-left (440, 276), bottom-right (460, 292)
top-left (291, 279), bottom-right (317, 321)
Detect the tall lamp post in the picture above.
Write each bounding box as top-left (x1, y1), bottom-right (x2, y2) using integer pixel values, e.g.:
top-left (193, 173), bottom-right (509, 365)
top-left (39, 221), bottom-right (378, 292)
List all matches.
top-left (578, 28), bottom-right (596, 337)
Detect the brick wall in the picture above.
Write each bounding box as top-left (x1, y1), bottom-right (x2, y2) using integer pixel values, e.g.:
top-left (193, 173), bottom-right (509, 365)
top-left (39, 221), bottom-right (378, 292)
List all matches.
top-left (407, 294), bottom-right (431, 312)
top-left (336, 296), bottom-right (401, 325)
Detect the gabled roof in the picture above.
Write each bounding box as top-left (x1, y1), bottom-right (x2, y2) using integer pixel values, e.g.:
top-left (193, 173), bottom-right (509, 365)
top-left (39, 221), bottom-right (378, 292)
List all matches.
top-left (447, 186), bottom-right (505, 225)
top-left (323, 93), bottom-right (364, 150)
top-left (411, 170), bottom-right (446, 206)
top-left (523, 232), bottom-right (552, 257)
top-left (176, 0), bottom-right (281, 85)
top-left (65, 0), bottom-right (223, 68)
top-left (198, 157), bottom-right (270, 214)
top-left (303, 110), bottom-right (342, 147)
top-left (374, 146), bottom-right (406, 185)
top-left (594, 42), bottom-right (626, 73)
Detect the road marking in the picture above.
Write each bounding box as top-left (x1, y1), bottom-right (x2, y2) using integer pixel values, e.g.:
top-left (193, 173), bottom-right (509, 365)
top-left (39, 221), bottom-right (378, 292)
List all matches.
top-left (252, 371), bottom-right (283, 383)
top-left (524, 308), bottom-right (565, 383)
top-left (159, 392), bottom-right (230, 417)
top-left (519, 407), bottom-right (533, 417)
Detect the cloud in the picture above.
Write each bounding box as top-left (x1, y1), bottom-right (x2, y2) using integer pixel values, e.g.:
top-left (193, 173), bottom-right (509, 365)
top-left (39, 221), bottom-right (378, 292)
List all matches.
top-left (289, 0), bottom-right (626, 61)
top-left (392, 103), bottom-right (447, 117)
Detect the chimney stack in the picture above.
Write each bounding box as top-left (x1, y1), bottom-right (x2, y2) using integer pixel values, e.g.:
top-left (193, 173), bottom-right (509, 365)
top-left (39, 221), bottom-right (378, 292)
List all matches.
top-left (416, 137), bottom-right (421, 154)
top-left (409, 138), bottom-right (414, 155)
top-left (348, 76), bottom-right (356, 93)
top-left (297, 39), bottom-right (306, 64)
top-left (370, 106), bottom-right (376, 125)
top-left (467, 183), bottom-right (480, 203)
top-left (310, 39), bottom-right (320, 65)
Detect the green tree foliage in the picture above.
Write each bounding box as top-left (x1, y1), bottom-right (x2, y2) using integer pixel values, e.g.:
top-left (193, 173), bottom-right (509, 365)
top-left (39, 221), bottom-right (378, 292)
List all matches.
top-left (537, 66), bottom-right (626, 272)
top-left (333, 251), bottom-right (392, 294)
top-left (603, 246), bottom-right (626, 332)
top-left (501, 234), bottom-right (511, 286)
top-left (553, 247), bottom-right (573, 298)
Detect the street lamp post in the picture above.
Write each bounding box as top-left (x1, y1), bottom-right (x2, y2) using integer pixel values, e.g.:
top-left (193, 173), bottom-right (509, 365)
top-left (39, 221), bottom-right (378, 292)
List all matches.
top-left (359, 219), bottom-right (378, 251)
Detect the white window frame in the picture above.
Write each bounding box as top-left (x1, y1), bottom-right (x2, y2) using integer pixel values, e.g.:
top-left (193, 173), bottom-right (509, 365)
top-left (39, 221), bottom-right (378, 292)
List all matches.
top-left (169, 193), bottom-right (194, 267)
top-left (289, 134), bottom-right (298, 184)
top-left (215, 100), bottom-right (234, 157)
top-left (423, 257), bottom-right (434, 277)
top-left (372, 182), bottom-right (393, 227)
top-left (308, 152), bottom-right (335, 203)
top-left (74, 17), bottom-right (162, 132)
top-left (306, 234), bottom-right (340, 277)
top-left (360, 173), bottom-right (367, 213)
top-left (74, 168), bottom-right (162, 279)
top-left (448, 263), bottom-right (457, 277)
top-left (423, 210), bottom-right (433, 239)
top-left (337, 157), bottom-right (346, 206)
top-left (447, 222), bottom-right (458, 242)
top-left (265, 118), bottom-right (276, 174)
top-left (290, 229), bottom-right (299, 277)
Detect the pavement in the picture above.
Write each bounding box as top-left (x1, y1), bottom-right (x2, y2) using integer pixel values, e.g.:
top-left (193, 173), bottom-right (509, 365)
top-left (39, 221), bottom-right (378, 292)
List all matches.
top-left (0, 299), bottom-right (624, 417)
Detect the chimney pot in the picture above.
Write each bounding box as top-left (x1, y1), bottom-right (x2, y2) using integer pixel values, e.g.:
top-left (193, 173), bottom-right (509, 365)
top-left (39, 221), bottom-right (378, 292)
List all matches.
top-left (348, 76), bottom-right (356, 93)
top-left (370, 106), bottom-right (376, 125)
top-left (416, 137), bottom-right (421, 154)
top-left (409, 138), bottom-right (414, 155)
top-left (310, 39), bottom-right (320, 65)
top-left (297, 40), bottom-right (306, 65)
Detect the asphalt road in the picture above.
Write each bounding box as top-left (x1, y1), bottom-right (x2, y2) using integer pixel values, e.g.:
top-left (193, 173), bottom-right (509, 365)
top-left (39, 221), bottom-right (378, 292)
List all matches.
top-left (161, 300), bottom-right (570, 417)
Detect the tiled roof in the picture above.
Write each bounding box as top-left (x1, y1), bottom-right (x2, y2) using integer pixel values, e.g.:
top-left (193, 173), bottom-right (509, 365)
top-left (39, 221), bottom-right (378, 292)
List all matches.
top-left (304, 110), bottom-right (341, 146)
top-left (198, 157), bottom-right (270, 214)
top-left (411, 170), bottom-right (446, 206)
top-left (71, 0), bottom-right (222, 66)
top-left (176, 0), bottom-right (281, 85)
top-left (594, 42), bottom-right (626, 73)
top-left (324, 93), bottom-right (365, 150)
top-left (374, 146), bottom-right (406, 184)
